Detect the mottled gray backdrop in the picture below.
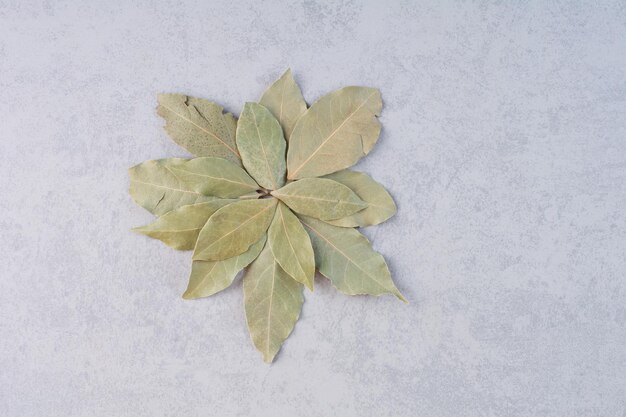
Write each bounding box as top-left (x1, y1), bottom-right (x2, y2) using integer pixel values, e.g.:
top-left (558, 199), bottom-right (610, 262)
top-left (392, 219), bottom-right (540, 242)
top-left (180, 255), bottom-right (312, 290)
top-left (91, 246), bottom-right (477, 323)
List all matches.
top-left (1, 1), bottom-right (625, 416)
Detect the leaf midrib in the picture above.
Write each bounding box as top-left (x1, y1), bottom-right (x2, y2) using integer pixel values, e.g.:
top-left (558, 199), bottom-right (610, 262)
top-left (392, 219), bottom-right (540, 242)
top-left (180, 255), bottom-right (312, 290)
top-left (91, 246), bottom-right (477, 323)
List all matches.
top-left (265, 261), bottom-right (277, 360)
top-left (273, 192), bottom-right (364, 207)
top-left (251, 109), bottom-right (278, 190)
top-left (130, 179), bottom-right (204, 195)
top-left (171, 167), bottom-right (258, 190)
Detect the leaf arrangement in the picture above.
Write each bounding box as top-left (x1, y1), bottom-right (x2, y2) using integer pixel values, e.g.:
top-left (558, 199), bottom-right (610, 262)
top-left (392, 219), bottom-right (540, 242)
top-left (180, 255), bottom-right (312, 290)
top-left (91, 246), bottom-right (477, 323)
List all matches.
top-left (129, 69), bottom-right (406, 363)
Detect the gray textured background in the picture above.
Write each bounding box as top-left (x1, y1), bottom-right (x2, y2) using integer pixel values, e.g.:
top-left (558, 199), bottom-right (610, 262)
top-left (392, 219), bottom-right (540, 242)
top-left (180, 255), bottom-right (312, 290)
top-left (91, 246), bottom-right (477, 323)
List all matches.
top-left (1, 1), bottom-right (625, 416)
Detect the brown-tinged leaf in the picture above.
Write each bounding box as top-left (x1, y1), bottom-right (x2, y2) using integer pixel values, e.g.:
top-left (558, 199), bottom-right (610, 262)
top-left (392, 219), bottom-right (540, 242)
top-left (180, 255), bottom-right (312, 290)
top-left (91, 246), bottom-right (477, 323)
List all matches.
top-left (157, 94), bottom-right (240, 164)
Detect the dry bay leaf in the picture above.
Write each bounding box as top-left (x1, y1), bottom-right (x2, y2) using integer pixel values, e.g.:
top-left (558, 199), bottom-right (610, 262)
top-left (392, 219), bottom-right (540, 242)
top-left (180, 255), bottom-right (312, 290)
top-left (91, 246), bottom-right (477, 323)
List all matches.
top-left (133, 200), bottom-right (234, 250)
top-left (130, 72), bottom-right (404, 363)
top-left (259, 69), bottom-right (307, 140)
top-left (244, 244), bottom-right (304, 363)
top-left (271, 178), bottom-right (367, 221)
top-left (323, 170), bottom-right (396, 227)
top-left (193, 198), bottom-right (277, 261)
top-left (287, 87), bottom-right (382, 179)
top-left (299, 216), bottom-right (406, 302)
top-left (157, 94), bottom-right (240, 164)
top-left (129, 158), bottom-right (216, 216)
top-left (268, 202), bottom-right (315, 290)
top-left (184, 236), bottom-right (267, 299)
top-left (236, 102), bottom-right (287, 190)
top-left (169, 157), bottom-right (259, 198)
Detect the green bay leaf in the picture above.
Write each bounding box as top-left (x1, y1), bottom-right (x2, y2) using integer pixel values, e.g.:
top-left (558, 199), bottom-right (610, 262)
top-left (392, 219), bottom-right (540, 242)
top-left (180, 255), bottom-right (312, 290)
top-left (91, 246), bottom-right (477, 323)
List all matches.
top-left (169, 157), bottom-right (259, 198)
top-left (323, 170), bottom-right (396, 227)
top-left (129, 158), bottom-right (216, 216)
top-left (259, 69), bottom-right (307, 140)
top-left (132, 200), bottom-right (234, 250)
top-left (244, 244), bottom-right (304, 363)
top-left (268, 202), bottom-right (315, 290)
top-left (236, 102), bottom-right (287, 190)
top-left (299, 216), bottom-right (406, 302)
top-left (271, 178), bottom-right (367, 221)
top-left (287, 87), bottom-right (382, 179)
top-left (183, 236), bottom-right (266, 299)
top-left (157, 94), bottom-right (241, 164)
top-left (193, 198), bottom-right (277, 261)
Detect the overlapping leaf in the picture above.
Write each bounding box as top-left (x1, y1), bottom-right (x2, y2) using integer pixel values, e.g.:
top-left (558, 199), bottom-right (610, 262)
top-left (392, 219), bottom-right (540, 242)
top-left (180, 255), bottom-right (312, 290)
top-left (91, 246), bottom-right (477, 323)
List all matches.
top-left (323, 170), bottom-right (396, 227)
top-left (259, 69), bottom-right (307, 140)
top-left (169, 157), bottom-right (259, 198)
top-left (193, 198), bottom-right (277, 261)
top-left (184, 236), bottom-right (266, 299)
top-left (287, 87), bottom-right (382, 179)
top-left (133, 200), bottom-right (234, 250)
top-left (268, 202), bottom-right (315, 290)
top-left (236, 102), bottom-right (287, 190)
top-left (157, 94), bottom-right (240, 164)
top-left (271, 178), bottom-right (367, 220)
top-left (129, 158), bottom-right (216, 216)
top-left (244, 244), bottom-right (304, 363)
top-left (299, 216), bottom-right (406, 302)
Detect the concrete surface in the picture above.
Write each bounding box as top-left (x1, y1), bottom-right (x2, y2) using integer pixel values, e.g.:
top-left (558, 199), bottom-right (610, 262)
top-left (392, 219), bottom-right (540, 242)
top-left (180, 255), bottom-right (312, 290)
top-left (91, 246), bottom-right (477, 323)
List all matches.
top-left (1, 1), bottom-right (625, 416)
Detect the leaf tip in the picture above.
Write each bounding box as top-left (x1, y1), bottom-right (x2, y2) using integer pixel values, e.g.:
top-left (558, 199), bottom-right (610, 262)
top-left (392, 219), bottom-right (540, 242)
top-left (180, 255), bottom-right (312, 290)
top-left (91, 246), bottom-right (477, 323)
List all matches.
top-left (396, 292), bottom-right (409, 304)
top-left (242, 101), bottom-right (260, 112)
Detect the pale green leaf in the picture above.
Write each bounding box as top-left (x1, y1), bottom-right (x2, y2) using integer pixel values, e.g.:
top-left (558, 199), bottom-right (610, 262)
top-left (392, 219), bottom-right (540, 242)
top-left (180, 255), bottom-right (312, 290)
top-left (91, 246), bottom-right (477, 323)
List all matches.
top-left (287, 87), bottom-right (382, 179)
top-left (244, 244), bottom-right (304, 363)
top-left (129, 158), bottom-right (216, 216)
top-left (183, 236), bottom-right (266, 299)
top-left (323, 170), bottom-right (396, 227)
top-left (299, 216), bottom-right (406, 302)
top-left (193, 198), bottom-right (277, 261)
top-left (169, 157), bottom-right (259, 198)
top-left (268, 202), bottom-right (315, 290)
top-left (132, 200), bottom-right (234, 250)
top-left (157, 94), bottom-right (241, 164)
top-left (259, 69), bottom-right (307, 140)
top-left (236, 102), bottom-right (287, 190)
top-left (271, 178), bottom-right (367, 221)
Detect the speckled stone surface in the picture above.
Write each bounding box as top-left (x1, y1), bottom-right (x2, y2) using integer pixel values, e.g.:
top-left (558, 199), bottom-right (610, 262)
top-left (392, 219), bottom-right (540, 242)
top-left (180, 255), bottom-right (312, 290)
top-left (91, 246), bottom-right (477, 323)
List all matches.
top-left (1, 1), bottom-right (625, 416)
